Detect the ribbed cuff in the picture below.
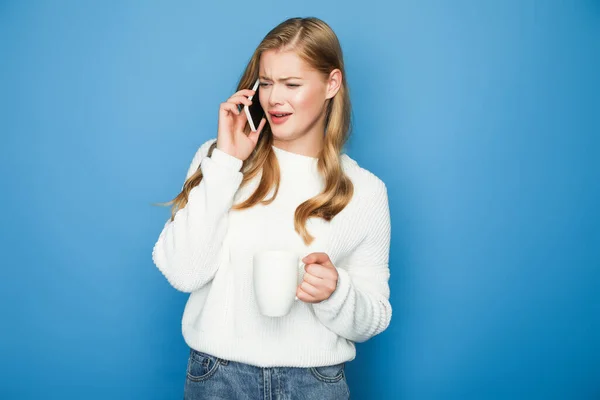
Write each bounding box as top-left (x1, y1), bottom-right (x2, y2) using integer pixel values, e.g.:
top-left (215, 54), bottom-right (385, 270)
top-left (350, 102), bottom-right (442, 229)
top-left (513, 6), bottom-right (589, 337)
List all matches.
top-left (313, 268), bottom-right (351, 319)
top-left (210, 148), bottom-right (244, 171)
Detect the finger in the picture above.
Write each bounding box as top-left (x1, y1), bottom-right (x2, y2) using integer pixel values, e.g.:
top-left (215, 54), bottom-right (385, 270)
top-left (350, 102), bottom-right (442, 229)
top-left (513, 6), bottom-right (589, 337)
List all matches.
top-left (296, 286), bottom-right (319, 303)
top-left (305, 272), bottom-right (338, 295)
top-left (234, 106), bottom-right (248, 132)
top-left (220, 102), bottom-right (240, 116)
top-left (247, 118), bottom-right (266, 145)
top-left (302, 271), bottom-right (325, 287)
top-left (305, 263), bottom-right (337, 280)
top-left (302, 252), bottom-right (333, 267)
top-left (227, 95), bottom-right (252, 107)
top-left (298, 280), bottom-right (320, 297)
top-left (232, 89), bottom-right (256, 98)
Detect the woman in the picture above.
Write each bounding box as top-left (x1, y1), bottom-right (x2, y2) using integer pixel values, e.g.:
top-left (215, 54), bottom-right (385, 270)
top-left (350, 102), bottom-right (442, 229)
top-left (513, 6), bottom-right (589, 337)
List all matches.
top-left (152, 16), bottom-right (392, 399)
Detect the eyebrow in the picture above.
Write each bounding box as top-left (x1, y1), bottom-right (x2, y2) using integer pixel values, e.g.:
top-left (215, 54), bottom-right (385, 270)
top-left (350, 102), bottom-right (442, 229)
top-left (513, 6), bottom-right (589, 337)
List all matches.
top-left (259, 76), bottom-right (303, 81)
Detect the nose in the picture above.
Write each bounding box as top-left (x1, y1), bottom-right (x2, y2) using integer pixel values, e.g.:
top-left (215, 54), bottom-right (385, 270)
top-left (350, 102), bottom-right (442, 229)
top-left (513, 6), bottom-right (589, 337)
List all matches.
top-left (268, 84), bottom-right (284, 107)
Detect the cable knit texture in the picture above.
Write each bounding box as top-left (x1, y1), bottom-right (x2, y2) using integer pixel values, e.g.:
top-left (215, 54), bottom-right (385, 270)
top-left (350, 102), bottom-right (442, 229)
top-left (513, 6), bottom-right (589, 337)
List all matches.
top-left (152, 138), bottom-right (392, 368)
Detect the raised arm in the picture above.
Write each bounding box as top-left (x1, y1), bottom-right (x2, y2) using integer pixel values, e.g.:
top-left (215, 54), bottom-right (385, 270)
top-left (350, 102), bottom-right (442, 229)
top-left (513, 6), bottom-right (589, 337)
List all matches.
top-left (152, 138), bottom-right (243, 292)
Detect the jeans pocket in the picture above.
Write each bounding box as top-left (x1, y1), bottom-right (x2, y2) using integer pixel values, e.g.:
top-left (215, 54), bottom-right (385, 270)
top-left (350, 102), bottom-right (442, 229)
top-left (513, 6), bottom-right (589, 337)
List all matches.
top-left (309, 362), bottom-right (346, 383)
top-left (186, 349), bottom-right (223, 382)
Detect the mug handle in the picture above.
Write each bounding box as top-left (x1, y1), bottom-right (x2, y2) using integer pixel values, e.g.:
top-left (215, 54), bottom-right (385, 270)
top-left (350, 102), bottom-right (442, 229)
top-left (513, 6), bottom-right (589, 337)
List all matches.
top-left (295, 258), bottom-right (305, 301)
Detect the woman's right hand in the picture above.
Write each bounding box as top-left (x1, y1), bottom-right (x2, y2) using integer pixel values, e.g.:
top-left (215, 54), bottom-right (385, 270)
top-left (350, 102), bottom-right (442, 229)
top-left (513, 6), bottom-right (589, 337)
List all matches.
top-left (216, 89), bottom-right (267, 161)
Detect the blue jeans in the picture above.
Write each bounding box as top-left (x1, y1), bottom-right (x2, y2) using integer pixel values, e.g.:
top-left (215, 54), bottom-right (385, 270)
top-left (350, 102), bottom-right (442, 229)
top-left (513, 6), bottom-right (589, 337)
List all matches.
top-left (184, 348), bottom-right (351, 399)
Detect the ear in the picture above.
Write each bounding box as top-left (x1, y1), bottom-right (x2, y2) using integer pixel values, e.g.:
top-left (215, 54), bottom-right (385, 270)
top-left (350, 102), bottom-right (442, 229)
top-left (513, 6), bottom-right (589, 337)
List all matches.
top-left (325, 69), bottom-right (342, 100)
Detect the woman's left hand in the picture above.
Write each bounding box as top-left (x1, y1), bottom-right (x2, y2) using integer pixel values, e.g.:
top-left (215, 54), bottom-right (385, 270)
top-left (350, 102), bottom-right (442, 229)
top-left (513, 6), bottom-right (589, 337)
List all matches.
top-left (296, 253), bottom-right (339, 303)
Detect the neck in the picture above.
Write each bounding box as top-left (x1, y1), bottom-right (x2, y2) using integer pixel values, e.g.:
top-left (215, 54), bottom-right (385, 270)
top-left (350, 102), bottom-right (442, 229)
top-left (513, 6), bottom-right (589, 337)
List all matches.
top-left (272, 136), bottom-right (323, 158)
top-left (272, 112), bottom-right (326, 158)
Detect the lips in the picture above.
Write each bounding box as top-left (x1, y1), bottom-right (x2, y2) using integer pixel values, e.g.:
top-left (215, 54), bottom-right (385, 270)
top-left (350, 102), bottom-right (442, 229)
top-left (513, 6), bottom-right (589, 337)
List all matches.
top-left (269, 111), bottom-right (292, 125)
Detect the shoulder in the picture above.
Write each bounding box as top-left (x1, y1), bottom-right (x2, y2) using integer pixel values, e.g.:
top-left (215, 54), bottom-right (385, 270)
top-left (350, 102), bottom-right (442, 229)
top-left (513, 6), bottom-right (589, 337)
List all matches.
top-left (185, 138), bottom-right (217, 180)
top-left (340, 154), bottom-right (391, 234)
top-left (341, 154), bottom-right (388, 202)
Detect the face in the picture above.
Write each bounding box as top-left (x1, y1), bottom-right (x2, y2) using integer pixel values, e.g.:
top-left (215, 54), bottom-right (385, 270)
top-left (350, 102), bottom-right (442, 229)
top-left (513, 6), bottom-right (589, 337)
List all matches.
top-left (258, 49), bottom-right (341, 147)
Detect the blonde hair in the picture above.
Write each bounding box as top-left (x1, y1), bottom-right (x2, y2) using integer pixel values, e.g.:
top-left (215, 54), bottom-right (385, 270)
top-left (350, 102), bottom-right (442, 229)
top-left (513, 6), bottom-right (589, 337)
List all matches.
top-left (167, 17), bottom-right (354, 245)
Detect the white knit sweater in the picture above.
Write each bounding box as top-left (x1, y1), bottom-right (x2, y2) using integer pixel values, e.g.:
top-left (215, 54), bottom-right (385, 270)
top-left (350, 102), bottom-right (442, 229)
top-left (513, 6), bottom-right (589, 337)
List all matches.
top-left (152, 138), bottom-right (392, 368)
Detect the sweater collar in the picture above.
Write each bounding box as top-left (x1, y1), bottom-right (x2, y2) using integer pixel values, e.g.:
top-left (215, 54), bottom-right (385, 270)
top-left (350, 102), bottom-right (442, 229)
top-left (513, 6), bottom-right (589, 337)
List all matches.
top-left (271, 145), bottom-right (319, 169)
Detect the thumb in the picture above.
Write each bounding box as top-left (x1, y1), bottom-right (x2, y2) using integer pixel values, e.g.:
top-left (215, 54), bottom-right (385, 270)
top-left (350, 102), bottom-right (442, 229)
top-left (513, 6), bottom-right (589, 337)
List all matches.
top-left (302, 252), bottom-right (332, 266)
top-left (248, 117), bottom-right (266, 145)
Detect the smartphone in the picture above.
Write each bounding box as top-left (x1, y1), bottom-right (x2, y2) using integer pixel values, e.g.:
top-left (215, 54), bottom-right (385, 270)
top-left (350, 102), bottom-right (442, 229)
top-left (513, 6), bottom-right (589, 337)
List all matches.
top-left (244, 78), bottom-right (265, 132)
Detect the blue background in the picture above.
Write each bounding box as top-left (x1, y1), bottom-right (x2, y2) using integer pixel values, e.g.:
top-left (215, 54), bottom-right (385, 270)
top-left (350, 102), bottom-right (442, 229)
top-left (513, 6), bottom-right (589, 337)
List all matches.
top-left (1, 1), bottom-right (598, 399)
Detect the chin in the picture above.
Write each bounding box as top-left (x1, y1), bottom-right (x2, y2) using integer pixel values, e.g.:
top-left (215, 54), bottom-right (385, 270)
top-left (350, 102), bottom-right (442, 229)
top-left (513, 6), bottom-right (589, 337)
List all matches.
top-left (270, 127), bottom-right (295, 141)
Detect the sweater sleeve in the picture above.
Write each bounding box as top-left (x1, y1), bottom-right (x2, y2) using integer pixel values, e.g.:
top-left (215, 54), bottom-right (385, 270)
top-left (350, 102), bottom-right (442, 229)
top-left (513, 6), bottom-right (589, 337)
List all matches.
top-left (152, 139), bottom-right (243, 293)
top-left (312, 180), bottom-right (392, 343)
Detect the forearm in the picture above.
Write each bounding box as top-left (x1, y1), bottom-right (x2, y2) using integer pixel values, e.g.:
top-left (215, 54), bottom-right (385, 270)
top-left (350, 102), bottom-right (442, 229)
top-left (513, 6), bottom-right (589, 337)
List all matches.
top-left (152, 149), bottom-right (243, 292)
top-left (312, 266), bottom-right (392, 343)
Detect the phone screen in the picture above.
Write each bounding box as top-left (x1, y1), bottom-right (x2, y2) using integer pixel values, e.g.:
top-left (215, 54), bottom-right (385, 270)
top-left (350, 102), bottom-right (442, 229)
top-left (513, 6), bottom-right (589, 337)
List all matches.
top-left (247, 80), bottom-right (265, 131)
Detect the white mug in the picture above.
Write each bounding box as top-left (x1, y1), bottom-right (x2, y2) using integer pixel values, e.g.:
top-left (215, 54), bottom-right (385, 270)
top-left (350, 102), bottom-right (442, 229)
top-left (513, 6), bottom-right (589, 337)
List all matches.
top-left (252, 250), bottom-right (303, 317)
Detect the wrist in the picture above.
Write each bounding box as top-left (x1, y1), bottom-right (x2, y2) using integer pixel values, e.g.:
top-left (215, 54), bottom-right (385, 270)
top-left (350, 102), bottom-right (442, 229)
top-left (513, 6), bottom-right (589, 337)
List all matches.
top-left (211, 148), bottom-right (244, 171)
